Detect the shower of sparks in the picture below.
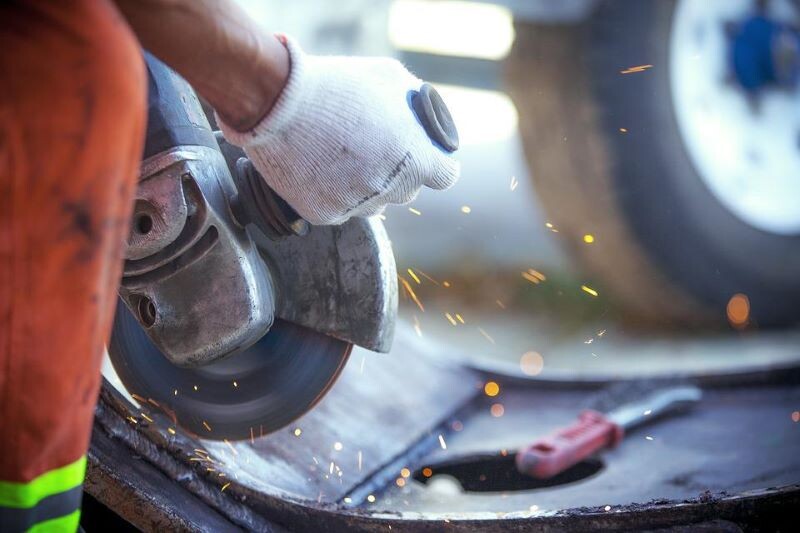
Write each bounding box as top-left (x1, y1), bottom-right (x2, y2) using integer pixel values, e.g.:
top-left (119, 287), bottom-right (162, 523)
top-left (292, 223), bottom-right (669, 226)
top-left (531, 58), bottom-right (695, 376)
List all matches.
top-left (461, 205), bottom-right (472, 214)
top-left (620, 64), bottom-right (653, 74)
top-left (408, 207), bottom-right (422, 216)
top-left (438, 434), bottom-right (447, 450)
top-left (645, 436), bottom-right (654, 441)
top-left (583, 234), bottom-right (595, 244)
top-left (510, 175), bottom-right (519, 191)
top-left (399, 276), bottom-right (425, 312)
top-left (445, 313), bottom-right (458, 326)
top-left (221, 482), bottom-right (231, 492)
top-left (407, 268), bottom-right (421, 284)
top-left (495, 299), bottom-right (506, 309)
top-left (413, 315), bottom-right (423, 337)
top-left (581, 285), bottom-right (599, 297)
top-left (478, 327), bottom-right (495, 345)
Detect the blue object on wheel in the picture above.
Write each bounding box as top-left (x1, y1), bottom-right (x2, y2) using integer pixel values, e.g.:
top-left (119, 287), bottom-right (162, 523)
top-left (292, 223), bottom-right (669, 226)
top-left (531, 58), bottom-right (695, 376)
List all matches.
top-left (730, 14), bottom-right (800, 93)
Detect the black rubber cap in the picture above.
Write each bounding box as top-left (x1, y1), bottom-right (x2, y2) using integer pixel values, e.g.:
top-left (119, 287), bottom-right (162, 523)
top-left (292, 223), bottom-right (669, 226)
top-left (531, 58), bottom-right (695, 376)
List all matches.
top-left (412, 83), bottom-right (459, 152)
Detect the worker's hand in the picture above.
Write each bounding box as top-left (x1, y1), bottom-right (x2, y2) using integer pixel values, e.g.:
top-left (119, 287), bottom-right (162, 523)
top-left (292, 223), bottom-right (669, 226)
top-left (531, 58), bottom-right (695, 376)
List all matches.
top-left (218, 38), bottom-right (460, 225)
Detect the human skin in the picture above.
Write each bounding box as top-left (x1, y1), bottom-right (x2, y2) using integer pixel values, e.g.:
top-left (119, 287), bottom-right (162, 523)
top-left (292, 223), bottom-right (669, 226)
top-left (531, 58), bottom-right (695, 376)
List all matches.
top-left (114, 0), bottom-right (290, 131)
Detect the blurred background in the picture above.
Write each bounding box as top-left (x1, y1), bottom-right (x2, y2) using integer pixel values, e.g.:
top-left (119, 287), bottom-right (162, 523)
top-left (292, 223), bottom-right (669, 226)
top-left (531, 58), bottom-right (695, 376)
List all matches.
top-left (235, 0), bottom-right (800, 377)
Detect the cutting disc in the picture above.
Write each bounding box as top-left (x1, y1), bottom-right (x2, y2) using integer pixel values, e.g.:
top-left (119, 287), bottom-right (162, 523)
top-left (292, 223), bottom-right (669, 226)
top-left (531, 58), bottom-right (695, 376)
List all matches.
top-left (108, 300), bottom-right (351, 440)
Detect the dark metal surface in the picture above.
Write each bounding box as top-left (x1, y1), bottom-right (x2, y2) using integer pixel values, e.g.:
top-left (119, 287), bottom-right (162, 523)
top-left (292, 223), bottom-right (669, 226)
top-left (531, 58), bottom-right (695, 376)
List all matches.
top-left (108, 300), bottom-right (351, 440)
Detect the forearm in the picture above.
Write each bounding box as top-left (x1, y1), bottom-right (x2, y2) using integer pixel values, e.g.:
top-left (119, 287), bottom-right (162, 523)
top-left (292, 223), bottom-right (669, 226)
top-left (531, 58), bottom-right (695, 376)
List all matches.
top-left (114, 0), bottom-right (289, 131)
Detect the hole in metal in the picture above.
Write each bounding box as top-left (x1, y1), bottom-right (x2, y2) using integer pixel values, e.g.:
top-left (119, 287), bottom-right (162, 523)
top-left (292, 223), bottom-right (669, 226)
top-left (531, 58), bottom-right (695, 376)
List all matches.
top-left (135, 214), bottom-right (153, 235)
top-left (137, 296), bottom-right (157, 328)
top-left (414, 455), bottom-right (603, 493)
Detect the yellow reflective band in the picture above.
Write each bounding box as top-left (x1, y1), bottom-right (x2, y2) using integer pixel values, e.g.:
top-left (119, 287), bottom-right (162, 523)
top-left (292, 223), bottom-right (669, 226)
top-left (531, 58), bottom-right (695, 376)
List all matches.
top-left (0, 456), bottom-right (86, 509)
top-left (27, 509), bottom-right (81, 533)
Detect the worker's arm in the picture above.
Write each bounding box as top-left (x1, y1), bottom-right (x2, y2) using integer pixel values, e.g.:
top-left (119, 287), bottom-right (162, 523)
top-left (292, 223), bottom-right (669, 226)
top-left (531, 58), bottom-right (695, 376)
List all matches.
top-left (116, 0), bottom-right (459, 225)
top-left (114, 0), bottom-right (289, 131)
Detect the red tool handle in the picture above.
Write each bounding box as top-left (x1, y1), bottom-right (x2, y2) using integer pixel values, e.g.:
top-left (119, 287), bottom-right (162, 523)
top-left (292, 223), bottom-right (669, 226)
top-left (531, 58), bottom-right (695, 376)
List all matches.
top-left (515, 409), bottom-right (625, 479)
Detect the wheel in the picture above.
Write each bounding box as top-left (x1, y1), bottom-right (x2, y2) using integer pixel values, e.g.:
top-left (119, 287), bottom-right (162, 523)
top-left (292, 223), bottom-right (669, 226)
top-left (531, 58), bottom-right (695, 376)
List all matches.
top-left (505, 0), bottom-right (800, 328)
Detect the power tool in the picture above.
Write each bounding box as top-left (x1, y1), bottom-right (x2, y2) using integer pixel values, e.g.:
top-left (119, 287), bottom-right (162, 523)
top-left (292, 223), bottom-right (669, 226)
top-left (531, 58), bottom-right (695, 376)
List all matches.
top-left (107, 53), bottom-right (459, 440)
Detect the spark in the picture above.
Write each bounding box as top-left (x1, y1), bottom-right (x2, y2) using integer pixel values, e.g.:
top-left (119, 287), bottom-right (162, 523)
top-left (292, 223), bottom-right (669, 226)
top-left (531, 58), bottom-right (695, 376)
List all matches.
top-left (140, 413), bottom-right (154, 423)
top-left (358, 450), bottom-right (363, 471)
top-left (597, 329), bottom-right (606, 337)
top-left (438, 434), bottom-right (447, 450)
top-left (174, 389), bottom-right (178, 396)
top-left (522, 271), bottom-right (541, 285)
top-left (793, 411), bottom-right (800, 423)
top-left (591, 352), bottom-right (598, 358)
top-left (581, 285), bottom-right (599, 297)
top-left (445, 312), bottom-right (458, 326)
top-left (407, 268), bottom-right (421, 284)
top-left (619, 128), bottom-right (628, 133)
top-left (334, 442), bottom-right (343, 451)
top-left (221, 482), bottom-right (231, 492)
top-left (455, 313), bottom-right (465, 324)
top-left (367, 494), bottom-right (376, 503)
top-left (490, 403), bottom-right (505, 417)
top-left (224, 439), bottom-right (239, 456)
top-left (294, 428), bottom-right (302, 437)
top-left (330, 462), bottom-right (335, 475)
top-left (127, 416), bottom-right (138, 425)
top-left (620, 64), bottom-right (653, 74)
top-left (461, 205), bottom-right (471, 214)
top-left (583, 234), bottom-right (595, 244)
top-left (408, 207), bottom-right (422, 216)
top-left (132, 393), bottom-right (147, 404)
top-left (399, 276), bottom-right (425, 312)
top-left (147, 398), bottom-right (161, 408)
top-left (413, 315), bottom-right (423, 337)
top-left (484, 381), bottom-right (500, 397)
top-left (645, 436), bottom-right (654, 441)
top-left (193, 385), bottom-right (199, 391)
top-left (478, 327), bottom-right (495, 344)
top-left (495, 299), bottom-right (506, 309)
top-left (510, 175), bottom-right (519, 191)
top-left (344, 497), bottom-right (353, 504)
top-left (442, 280), bottom-right (451, 288)
top-left (202, 421), bottom-right (212, 432)
top-left (727, 293), bottom-right (750, 328)
top-left (545, 222), bottom-right (554, 228)
top-left (168, 427), bottom-right (176, 435)
top-left (415, 269), bottom-right (440, 285)
top-left (396, 478), bottom-right (406, 487)
top-left (529, 505), bottom-right (539, 512)
top-left (644, 409), bottom-right (652, 416)
top-left (400, 468), bottom-right (411, 478)
top-left (604, 505), bottom-right (612, 511)
top-left (422, 467), bottom-right (433, 477)
top-left (233, 381), bottom-right (238, 388)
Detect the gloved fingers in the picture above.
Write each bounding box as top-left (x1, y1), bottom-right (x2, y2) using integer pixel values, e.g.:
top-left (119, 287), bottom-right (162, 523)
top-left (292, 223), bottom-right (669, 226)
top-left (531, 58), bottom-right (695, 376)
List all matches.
top-left (423, 149), bottom-right (460, 191)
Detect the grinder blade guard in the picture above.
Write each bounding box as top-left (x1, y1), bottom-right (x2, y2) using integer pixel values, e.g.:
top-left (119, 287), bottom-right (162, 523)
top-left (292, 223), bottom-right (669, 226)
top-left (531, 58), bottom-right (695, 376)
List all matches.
top-left (107, 53), bottom-right (397, 440)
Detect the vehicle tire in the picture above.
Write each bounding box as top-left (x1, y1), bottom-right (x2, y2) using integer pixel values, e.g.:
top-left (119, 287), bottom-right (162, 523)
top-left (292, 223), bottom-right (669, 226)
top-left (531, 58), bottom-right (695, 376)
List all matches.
top-left (505, 0), bottom-right (800, 328)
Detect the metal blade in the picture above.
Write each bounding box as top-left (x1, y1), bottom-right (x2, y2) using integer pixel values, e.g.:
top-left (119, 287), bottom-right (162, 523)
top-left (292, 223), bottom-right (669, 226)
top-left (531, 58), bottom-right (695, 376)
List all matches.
top-left (108, 299), bottom-right (351, 440)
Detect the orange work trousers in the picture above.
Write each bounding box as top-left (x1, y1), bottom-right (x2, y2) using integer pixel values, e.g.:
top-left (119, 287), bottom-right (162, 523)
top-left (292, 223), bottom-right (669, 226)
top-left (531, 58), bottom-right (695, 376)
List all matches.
top-left (0, 1), bottom-right (145, 530)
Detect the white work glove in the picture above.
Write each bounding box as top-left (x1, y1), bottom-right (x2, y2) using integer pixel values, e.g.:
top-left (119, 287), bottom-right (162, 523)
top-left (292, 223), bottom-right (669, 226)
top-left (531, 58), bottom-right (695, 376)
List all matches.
top-left (218, 38), bottom-right (460, 225)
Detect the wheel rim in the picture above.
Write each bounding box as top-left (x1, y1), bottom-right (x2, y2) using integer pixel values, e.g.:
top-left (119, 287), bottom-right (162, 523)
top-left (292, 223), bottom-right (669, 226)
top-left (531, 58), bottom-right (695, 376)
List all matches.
top-left (669, 0), bottom-right (800, 235)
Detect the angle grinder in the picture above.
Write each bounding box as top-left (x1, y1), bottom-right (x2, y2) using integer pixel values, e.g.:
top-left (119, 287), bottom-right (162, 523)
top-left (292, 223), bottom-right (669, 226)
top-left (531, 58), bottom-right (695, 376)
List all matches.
top-left (107, 52), bottom-right (459, 440)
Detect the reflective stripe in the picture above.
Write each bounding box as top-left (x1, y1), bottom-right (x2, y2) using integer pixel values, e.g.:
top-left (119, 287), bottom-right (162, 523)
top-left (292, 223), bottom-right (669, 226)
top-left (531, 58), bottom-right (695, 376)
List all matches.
top-left (0, 456), bottom-right (86, 508)
top-left (1, 486), bottom-right (82, 532)
top-left (28, 509), bottom-right (81, 533)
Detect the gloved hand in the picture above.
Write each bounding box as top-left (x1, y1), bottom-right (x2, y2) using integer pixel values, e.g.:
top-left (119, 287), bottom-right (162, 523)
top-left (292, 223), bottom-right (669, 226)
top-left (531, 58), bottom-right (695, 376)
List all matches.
top-left (217, 37), bottom-right (460, 225)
